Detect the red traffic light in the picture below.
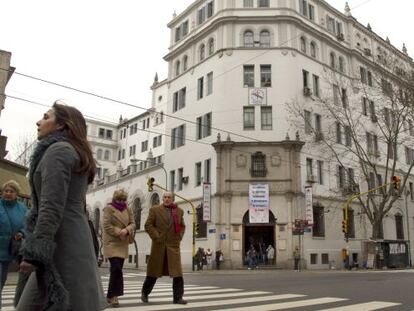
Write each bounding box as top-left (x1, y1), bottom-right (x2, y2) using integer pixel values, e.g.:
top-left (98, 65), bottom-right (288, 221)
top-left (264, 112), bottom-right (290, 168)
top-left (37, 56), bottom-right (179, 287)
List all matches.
top-left (342, 219), bottom-right (348, 234)
top-left (391, 176), bottom-right (401, 190)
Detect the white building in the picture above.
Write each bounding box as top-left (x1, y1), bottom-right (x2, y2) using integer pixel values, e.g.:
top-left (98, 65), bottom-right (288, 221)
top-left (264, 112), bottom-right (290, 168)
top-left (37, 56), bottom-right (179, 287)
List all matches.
top-left (87, 0), bottom-right (414, 270)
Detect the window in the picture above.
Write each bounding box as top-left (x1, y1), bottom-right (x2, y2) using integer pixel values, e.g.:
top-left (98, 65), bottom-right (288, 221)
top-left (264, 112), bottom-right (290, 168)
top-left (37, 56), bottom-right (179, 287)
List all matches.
top-left (304, 110), bottom-right (312, 134)
top-left (299, 0), bottom-right (307, 16)
top-left (244, 0), bottom-right (254, 7)
top-left (207, 1), bottom-right (214, 18)
top-left (121, 149), bottom-right (125, 159)
top-left (98, 128), bottom-right (105, 138)
top-left (362, 97), bottom-right (368, 116)
top-left (306, 158), bottom-right (313, 180)
top-left (260, 65), bottom-right (271, 87)
top-left (308, 3), bottom-right (315, 20)
top-left (310, 254), bottom-right (318, 265)
top-left (312, 205), bottom-right (325, 237)
top-left (199, 44), bottom-right (205, 61)
top-left (251, 152), bottom-right (266, 177)
top-left (409, 120), bottom-right (414, 136)
top-left (341, 88), bottom-right (348, 108)
top-left (141, 141), bottom-right (148, 152)
top-left (243, 65), bottom-right (254, 87)
top-left (197, 7), bottom-right (206, 24)
top-left (183, 55), bottom-right (188, 71)
top-left (204, 159), bottom-right (211, 183)
top-left (97, 149), bottom-right (103, 160)
top-left (310, 41), bottom-right (316, 58)
top-left (173, 87), bottom-right (186, 112)
top-left (314, 113), bottom-right (322, 136)
top-left (175, 60), bottom-right (180, 76)
top-left (360, 66), bottom-right (367, 84)
top-left (336, 21), bottom-right (343, 36)
top-left (336, 122), bottom-right (342, 144)
top-left (330, 52), bottom-right (336, 68)
top-left (317, 160), bottom-right (324, 185)
top-left (170, 170), bottom-right (176, 192)
top-left (366, 132), bottom-right (379, 156)
top-left (197, 112), bottom-right (212, 139)
top-left (175, 20), bottom-right (189, 42)
top-left (243, 107), bottom-right (255, 130)
top-left (338, 165), bottom-right (345, 189)
top-left (312, 74), bottom-right (319, 97)
top-left (410, 182), bottom-right (414, 200)
top-left (395, 214), bottom-right (404, 240)
top-left (367, 71), bottom-right (373, 86)
top-left (405, 147), bottom-right (412, 165)
top-left (339, 57), bottom-right (345, 73)
top-left (129, 145), bottom-right (136, 156)
top-left (153, 135), bottom-right (162, 148)
top-left (261, 106), bottom-right (272, 130)
top-left (195, 162), bottom-right (202, 186)
top-left (197, 77), bottom-right (204, 99)
top-left (302, 70), bottom-right (309, 88)
top-left (344, 125), bottom-right (352, 147)
top-left (321, 253), bottom-right (329, 264)
top-left (129, 123), bottom-right (138, 135)
top-left (327, 16), bottom-right (335, 33)
top-left (104, 150), bottom-right (110, 161)
top-left (207, 72), bottom-right (213, 95)
top-left (106, 130), bottom-right (113, 139)
top-left (258, 0), bottom-right (269, 7)
top-left (177, 168), bottom-right (183, 191)
top-left (208, 38), bottom-right (215, 55)
top-left (259, 30), bottom-right (270, 47)
top-left (243, 31), bottom-right (254, 47)
top-left (300, 37), bottom-right (306, 53)
top-left (170, 124), bottom-right (185, 150)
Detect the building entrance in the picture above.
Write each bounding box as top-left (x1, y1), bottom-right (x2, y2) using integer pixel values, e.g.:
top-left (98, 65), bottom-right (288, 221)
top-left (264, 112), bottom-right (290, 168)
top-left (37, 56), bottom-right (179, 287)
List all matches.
top-left (242, 211), bottom-right (276, 266)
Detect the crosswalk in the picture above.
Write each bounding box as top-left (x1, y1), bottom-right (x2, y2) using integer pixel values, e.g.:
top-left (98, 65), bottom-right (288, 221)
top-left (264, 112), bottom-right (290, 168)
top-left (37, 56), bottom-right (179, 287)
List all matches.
top-left (1, 280), bottom-right (402, 310)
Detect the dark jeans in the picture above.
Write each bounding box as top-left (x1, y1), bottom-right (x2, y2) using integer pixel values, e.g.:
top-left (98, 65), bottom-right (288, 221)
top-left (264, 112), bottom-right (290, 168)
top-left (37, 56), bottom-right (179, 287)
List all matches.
top-left (107, 257), bottom-right (124, 298)
top-left (142, 276), bottom-right (184, 301)
top-left (0, 261), bottom-right (11, 308)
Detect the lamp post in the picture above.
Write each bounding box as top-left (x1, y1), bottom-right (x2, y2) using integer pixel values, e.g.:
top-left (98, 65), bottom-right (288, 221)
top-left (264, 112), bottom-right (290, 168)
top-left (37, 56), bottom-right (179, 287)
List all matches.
top-left (405, 188), bottom-right (412, 267)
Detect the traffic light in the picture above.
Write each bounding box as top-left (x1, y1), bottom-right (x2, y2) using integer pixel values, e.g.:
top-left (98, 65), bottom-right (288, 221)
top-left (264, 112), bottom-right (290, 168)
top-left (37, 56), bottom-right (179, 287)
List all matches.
top-left (194, 223), bottom-right (199, 238)
top-left (342, 219), bottom-right (348, 234)
top-left (147, 177), bottom-right (155, 192)
top-left (391, 175), bottom-right (401, 190)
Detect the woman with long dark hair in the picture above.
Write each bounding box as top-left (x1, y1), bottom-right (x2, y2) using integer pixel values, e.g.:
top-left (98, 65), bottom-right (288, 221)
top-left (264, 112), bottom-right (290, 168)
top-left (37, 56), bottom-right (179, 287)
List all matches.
top-left (15, 101), bottom-right (106, 311)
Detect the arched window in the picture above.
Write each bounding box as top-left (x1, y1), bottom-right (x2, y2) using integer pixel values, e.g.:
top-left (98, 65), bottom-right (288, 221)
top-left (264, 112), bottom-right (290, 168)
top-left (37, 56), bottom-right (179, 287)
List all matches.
top-left (175, 60), bottom-right (180, 76)
top-left (259, 30), bottom-right (270, 47)
top-left (199, 44), bottom-right (205, 61)
top-left (330, 52), bottom-right (336, 68)
top-left (133, 198), bottom-right (142, 231)
top-left (96, 149), bottom-right (103, 160)
top-left (338, 56), bottom-right (345, 73)
top-left (151, 193), bottom-right (160, 206)
top-left (104, 150), bottom-right (110, 161)
top-left (182, 55), bottom-right (188, 71)
top-left (310, 41), bottom-right (317, 58)
top-left (243, 30), bottom-right (254, 47)
top-left (300, 36), bottom-right (307, 53)
top-left (208, 38), bottom-right (215, 55)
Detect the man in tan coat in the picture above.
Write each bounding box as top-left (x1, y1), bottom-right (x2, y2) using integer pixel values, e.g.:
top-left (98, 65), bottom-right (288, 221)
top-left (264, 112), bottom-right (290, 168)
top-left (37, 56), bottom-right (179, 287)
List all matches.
top-left (141, 192), bottom-right (187, 304)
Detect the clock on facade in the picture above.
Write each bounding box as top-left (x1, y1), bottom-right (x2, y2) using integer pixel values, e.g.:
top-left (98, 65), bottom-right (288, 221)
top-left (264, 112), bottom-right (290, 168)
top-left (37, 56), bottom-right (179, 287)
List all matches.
top-left (249, 88), bottom-right (267, 105)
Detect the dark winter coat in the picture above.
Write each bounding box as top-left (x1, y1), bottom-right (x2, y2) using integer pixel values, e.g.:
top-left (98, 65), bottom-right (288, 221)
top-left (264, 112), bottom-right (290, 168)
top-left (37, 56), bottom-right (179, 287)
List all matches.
top-left (145, 204), bottom-right (185, 278)
top-left (15, 141), bottom-right (106, 311)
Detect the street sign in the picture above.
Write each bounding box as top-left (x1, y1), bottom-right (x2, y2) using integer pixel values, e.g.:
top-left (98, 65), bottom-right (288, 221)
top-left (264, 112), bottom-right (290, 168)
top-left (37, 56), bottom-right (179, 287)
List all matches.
top-left (208, 228), bottom-right (216, 234)
top-left (220, 233), bottom-right (226, 240)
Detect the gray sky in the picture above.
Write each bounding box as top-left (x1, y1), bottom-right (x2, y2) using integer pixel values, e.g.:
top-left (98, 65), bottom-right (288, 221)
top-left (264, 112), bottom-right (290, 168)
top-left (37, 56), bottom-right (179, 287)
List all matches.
top-left (1, 0), bottom-right (413, 159)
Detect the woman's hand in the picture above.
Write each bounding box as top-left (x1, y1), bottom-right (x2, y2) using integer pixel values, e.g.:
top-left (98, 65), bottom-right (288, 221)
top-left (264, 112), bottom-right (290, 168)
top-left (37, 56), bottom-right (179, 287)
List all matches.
top-left (15, 232), bottom-right (23, 241)
top-left (119, 229), bottom-right (128, 241)
top-left (20, 261), bottom-right (37, 274)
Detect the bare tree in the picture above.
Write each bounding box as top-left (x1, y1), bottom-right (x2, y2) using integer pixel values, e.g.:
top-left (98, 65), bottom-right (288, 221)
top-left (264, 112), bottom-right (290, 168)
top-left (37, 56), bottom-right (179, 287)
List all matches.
top-left (288, 54), bottom-right (414, 239)
top-left (11, 132), bottom-right (36, 166)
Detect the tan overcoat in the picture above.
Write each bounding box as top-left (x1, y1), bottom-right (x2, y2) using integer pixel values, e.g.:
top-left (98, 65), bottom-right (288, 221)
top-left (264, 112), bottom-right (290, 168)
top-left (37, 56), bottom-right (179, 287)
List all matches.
top-left (145, 204), bottom-right (185, 278)
top-left (103, 204), bottom-right (136, 259)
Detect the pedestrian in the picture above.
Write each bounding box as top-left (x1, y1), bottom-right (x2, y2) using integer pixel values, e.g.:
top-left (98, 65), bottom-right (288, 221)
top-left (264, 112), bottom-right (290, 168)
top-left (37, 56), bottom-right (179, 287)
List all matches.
top-left (0, 180), bottom-right (27, 310)
top-left (141, 192), bottom-right (187, 305)
top-left (15, 101), bottom-right (106, 311)
top-left (293, 246), bottom-right (301, 271)
top-left (266, 244), bottom-right (275, 265)
top-left (215, 249), bottom-right (223, 270)
top-left (195, 247), bottom-right (204, 271)
top-left (103, 189), bottom-right (136, 307)
top-left (247, 246), bottom-right (257, 270)
top-left (205, 248), bottom-right (213, 269)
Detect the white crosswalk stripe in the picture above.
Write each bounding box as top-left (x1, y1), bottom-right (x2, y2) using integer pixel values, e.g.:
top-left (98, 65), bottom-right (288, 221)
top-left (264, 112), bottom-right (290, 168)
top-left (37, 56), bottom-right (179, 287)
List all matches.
top-left (1, 280), bottom-right (403, 311)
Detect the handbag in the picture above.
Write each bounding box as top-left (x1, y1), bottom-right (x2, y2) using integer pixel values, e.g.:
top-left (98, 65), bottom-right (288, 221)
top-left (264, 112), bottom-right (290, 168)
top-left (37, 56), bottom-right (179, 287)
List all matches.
top-left (3, 206), bottom-right (23, 257)
top-left (127, 230), bottom-right (136, 244)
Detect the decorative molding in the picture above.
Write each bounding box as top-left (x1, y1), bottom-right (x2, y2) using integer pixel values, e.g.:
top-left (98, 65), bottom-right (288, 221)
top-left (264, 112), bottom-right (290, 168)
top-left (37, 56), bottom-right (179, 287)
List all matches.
top-left (236, 154), bottom-right (247, 167)
top-left (270, 153), bottom-right (282, 167)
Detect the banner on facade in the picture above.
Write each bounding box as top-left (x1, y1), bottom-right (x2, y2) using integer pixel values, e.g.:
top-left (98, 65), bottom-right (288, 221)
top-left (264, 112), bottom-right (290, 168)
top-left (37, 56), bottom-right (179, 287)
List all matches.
top-left (249, 184), bottom-right (269, 223)
top-left (202, 182), bottom-right (211, 222)
top-left (304, 186), bottom-right (314, 225)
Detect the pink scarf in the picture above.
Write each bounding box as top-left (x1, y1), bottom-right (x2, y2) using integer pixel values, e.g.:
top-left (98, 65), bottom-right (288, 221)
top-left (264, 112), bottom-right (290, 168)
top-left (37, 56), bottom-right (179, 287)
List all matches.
top-left (111, 200), bottom-right (128, 212)
top-left (165, 203), bottom-right (182, 234)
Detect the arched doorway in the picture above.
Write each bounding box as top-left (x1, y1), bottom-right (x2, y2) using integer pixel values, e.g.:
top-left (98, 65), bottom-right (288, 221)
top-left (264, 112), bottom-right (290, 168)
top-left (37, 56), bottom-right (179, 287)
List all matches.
top-left (133, 198), bottom-right (142, 230)
top-left (151, 193), bottom-right (160, 206)
top-left (243, 210), bottom-right (276, 266)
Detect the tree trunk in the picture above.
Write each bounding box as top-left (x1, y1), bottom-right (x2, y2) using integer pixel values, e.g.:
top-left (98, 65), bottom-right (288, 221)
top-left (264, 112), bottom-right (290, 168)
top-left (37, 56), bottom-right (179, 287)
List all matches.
top-left (372, 218), bottom-right (384, 240)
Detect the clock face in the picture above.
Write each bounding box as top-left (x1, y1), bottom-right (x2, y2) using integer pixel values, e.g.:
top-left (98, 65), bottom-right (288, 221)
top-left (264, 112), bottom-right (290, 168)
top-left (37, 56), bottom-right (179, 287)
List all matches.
top-left (249, 88), bottom-right (266, 105)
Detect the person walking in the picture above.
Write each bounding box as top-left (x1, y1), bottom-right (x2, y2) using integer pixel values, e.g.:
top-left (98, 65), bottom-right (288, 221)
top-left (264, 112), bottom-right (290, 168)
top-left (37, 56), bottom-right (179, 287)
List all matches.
top-left (0, 180), bottom-right (27, 310)
top-left (195, 247), bottom-right (204, 271)
top-left (293, 246), bottom-right (301, 271)
top-left (215, 249), bottom-right (223, 270)
top-left (205, 248), bottom-right (213, 270)
top-left (141, 192), bottom-right (187, 305)
top-left (103, 189), bottom-right (136, 307)
top-left (15, 101), bottom-right (106, 311)
top-left (247, 246), bottom-right (257, 270)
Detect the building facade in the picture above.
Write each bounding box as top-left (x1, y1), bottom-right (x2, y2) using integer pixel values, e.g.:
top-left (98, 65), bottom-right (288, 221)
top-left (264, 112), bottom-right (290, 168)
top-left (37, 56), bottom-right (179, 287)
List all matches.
top-left (86, 0), bottom-right (414, 270)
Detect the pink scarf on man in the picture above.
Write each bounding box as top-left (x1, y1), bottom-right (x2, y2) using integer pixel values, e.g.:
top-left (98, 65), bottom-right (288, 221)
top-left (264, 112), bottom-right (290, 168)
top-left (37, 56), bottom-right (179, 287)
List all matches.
top-left (165, 203), bottom-right (182, 234)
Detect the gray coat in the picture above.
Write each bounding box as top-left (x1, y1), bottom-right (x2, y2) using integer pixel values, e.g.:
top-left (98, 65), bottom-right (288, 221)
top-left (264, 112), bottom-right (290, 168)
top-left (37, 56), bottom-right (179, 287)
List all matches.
top-left (15, 142), bottom-right (106, 311)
